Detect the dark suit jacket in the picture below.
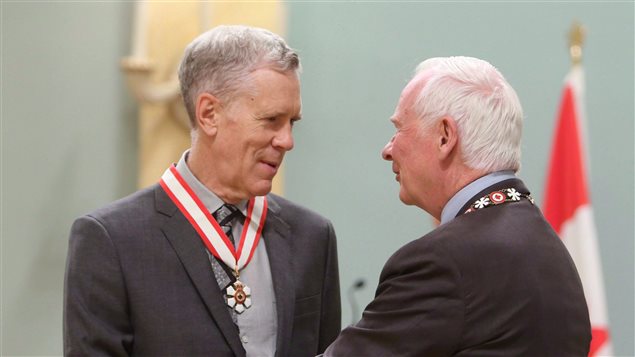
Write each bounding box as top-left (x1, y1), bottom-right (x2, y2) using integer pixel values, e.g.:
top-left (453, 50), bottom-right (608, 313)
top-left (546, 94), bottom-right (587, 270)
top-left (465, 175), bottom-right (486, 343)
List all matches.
top-left (325, 179), bottom-right (590, 356)
top-left (64, 185), bottom-right (341, 356)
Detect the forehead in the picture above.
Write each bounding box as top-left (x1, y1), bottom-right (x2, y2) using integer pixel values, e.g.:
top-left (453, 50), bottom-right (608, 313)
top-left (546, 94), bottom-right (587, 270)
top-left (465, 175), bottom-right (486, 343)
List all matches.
top-left (236, 68), bottom-right (302, 116)
top-left (393, 71), bottom-right (430, 121)
top-left (238, 67), bottom-right (299, 93)
top-left (402, 71), bottom-right (433, 105)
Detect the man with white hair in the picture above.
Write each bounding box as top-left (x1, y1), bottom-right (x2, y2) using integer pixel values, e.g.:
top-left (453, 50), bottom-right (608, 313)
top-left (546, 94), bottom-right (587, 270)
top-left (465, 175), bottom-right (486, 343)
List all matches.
top-left (324, 56), bottom-right (590, 356)
top-left (64, 25), bottom-right (340, 356)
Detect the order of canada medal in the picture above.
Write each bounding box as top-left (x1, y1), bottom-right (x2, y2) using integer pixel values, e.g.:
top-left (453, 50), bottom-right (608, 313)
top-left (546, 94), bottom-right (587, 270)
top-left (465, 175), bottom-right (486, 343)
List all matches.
top-left (226, 280), bottom-right (252, 313)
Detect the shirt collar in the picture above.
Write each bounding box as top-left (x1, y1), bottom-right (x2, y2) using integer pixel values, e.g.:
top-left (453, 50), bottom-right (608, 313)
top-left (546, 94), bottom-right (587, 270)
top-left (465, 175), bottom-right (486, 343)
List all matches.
top-left (440, 170), bottom-right (517, 225)
top-left (174, 150), bottom-right (248, 214)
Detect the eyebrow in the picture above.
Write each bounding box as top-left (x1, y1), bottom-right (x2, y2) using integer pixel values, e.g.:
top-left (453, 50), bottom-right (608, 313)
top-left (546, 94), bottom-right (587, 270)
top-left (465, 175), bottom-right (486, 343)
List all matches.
top-left (257, 110), bottom-right (302, 121)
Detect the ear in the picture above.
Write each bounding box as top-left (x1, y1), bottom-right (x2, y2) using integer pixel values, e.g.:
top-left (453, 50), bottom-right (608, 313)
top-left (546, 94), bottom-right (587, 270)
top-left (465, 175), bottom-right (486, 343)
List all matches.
top-left (437, 117), bottom-right (458, 160)
top-left (195, 92), bottom-right (221, 136)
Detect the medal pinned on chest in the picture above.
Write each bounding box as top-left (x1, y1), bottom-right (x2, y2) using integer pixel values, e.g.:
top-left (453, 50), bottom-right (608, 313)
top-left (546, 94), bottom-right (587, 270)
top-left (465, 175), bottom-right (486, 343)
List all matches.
top-left (160, 165), bottom-right (268, 314)
top-left (225, 265), bottom-right (253, 313)
top-left (226, 278), bottom-right (252, 313)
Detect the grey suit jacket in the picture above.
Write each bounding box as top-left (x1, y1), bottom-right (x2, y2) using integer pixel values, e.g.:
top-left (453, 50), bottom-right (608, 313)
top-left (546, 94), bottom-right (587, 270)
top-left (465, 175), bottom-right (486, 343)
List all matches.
top-left (324, 179), bottom-right (590, 356)
top-left (64, 184), bottom-right (341, 356)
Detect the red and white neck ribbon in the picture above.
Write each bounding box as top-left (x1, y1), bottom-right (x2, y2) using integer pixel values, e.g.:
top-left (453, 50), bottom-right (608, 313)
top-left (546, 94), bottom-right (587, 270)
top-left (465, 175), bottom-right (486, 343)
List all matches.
top-left (159, 165), bottom-right (267, 273)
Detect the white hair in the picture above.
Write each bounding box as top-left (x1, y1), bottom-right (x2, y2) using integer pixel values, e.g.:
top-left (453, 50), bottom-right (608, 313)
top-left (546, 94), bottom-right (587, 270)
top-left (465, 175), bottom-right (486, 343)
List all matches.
top-left (414, 56), bottom-right (523, 172)
top-left (178, 25), bottom-right (301, 127)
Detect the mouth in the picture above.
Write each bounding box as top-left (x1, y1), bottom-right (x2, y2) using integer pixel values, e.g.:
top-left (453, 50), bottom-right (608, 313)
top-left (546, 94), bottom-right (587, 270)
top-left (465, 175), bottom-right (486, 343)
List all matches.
top-left (392, 166), bottom-right (400, 181)
top-left (262, 160), bottom-right (279, 169)
top-left (260, 160), bottom-right (280, 176)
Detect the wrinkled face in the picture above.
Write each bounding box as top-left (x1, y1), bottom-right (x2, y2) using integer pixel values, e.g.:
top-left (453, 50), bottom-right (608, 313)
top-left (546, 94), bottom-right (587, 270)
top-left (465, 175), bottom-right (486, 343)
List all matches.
top-left (213, 68), bottom-right (301, 199)
top-left (381, 74), bottom-right (437, 210)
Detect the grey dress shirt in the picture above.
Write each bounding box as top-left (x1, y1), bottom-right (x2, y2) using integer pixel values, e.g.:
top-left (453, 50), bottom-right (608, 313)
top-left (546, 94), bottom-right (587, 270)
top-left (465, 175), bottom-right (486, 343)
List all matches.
top-left (176, 151), bottom-right (277, 357)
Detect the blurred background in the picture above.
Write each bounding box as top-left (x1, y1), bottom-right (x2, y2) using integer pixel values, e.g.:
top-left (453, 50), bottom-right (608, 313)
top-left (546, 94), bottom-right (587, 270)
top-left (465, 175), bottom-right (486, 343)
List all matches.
top-left (2, 1), bottom-right (633, 355)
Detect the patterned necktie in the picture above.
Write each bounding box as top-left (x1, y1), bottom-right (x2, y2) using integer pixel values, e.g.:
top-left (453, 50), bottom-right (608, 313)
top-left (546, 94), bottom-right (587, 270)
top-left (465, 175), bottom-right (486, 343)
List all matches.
top-left (213, 204), bottom-right (242, 247)
top-left (211, 204), bottom-right (243, 323)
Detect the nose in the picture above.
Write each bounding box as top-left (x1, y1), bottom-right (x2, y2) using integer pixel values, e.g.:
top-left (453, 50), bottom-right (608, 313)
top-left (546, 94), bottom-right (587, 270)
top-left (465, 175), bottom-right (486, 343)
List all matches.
top-left (382, 135), bottom-right (394, 161)
top-left (273, 125), bottom-right (294, 151)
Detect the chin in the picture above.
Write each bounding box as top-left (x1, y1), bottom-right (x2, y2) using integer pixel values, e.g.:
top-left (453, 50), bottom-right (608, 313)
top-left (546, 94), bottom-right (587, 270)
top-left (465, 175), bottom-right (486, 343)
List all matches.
top-left (398, 193), bottom-right (413, 206)
top-left (250, 181), bottom-right (273, 197)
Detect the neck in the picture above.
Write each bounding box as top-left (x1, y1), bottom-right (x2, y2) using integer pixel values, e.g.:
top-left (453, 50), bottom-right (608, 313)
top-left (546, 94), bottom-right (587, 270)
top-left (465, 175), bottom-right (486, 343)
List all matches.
top-left (187, 143), bottom-right (245, 205)
top-left (432, 164), bottom-right (488, 220)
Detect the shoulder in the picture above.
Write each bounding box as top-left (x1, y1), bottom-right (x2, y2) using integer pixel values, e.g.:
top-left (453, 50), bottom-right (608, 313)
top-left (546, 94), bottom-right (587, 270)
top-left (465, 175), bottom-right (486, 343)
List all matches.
top-left (75, 184), bottom-right (162, 229)
top-left (386, 199), bottom-right (564, 275)
top-left (381, 214), bottom-right (484, 277)
top-left (391, 218), bottom-right (462, 255)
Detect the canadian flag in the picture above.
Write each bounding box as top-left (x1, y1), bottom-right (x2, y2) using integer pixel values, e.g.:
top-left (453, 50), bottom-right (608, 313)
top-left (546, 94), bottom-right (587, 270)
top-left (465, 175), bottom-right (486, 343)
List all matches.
top-left (543, 65), bottom-right (612, 356)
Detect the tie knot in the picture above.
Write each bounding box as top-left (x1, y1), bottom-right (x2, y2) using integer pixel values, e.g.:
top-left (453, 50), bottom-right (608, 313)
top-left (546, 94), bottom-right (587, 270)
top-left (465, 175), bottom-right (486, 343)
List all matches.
top-left (213, 204), bottom-right (241, 226)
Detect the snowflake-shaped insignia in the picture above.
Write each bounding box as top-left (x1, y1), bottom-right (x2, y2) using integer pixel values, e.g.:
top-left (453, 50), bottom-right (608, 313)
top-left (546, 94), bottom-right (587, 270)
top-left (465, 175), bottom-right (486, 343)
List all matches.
top-left (474, 197), bottom-right (490, 209)
top-left (506, 188), bottom-right (521, 201)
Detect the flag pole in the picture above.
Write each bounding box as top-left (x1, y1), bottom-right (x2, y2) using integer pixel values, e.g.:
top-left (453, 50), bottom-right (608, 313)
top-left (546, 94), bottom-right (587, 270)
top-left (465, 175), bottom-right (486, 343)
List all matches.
top-left (567, 21), bottom-right (591, 175)
top-left (569, 21), bottom-right (585, 66)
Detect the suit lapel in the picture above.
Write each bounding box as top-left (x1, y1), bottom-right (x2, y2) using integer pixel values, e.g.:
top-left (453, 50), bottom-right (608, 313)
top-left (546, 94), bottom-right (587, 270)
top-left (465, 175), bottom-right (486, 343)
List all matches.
top-left (154, 186), bottom-right (246, 357)
top-left (263, 196), bottom-right (295, 357)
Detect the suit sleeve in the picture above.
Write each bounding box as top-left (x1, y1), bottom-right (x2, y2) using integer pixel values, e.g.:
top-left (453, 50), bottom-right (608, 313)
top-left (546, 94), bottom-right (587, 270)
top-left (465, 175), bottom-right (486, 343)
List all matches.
top-left (317, 221), bottom-right (342, 353)
top-left (63, 215), bottom-right (133, 356)
top-left (323, 241), bottom-right (464, 356)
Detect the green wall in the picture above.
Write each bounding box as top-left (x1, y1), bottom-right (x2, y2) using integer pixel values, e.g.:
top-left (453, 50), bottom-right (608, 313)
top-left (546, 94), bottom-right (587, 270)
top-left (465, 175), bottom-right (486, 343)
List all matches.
top-left (286, 2), bottom-right (634, 355)
top-left (1, 1), bottom-right (633, 355)
top-left (2, 2), bottom-right (137, 354)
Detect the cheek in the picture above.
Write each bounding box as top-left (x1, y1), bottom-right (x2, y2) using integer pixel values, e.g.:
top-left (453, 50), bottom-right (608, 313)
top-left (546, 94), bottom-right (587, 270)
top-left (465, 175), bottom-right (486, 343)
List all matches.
top-left (393, 142), bottom-right (411, 164)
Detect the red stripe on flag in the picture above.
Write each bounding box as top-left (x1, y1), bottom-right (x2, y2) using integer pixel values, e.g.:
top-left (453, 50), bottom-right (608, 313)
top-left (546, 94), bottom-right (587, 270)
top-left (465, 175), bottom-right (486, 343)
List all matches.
top-left (543, 67), bottom-right (613, 356)
top-left (543, 84), bottom-right (589, 233)
top-left (589, 328), bottom-right (609, 356)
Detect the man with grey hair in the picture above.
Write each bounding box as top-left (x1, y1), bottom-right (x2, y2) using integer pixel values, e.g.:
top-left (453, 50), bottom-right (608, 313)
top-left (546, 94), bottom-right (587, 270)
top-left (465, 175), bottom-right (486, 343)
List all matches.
top-left (64, 25), bottom-right (340, 356)
top-left (324, 56), bottom-right (590, 356)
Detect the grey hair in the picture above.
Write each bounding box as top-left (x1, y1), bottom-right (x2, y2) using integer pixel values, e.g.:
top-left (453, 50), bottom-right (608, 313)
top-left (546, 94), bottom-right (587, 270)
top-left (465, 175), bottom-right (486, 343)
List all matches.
top-left (413, 56), bottom-right (523, 173)
top-left (178, 25), bottom-right (301, 127)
